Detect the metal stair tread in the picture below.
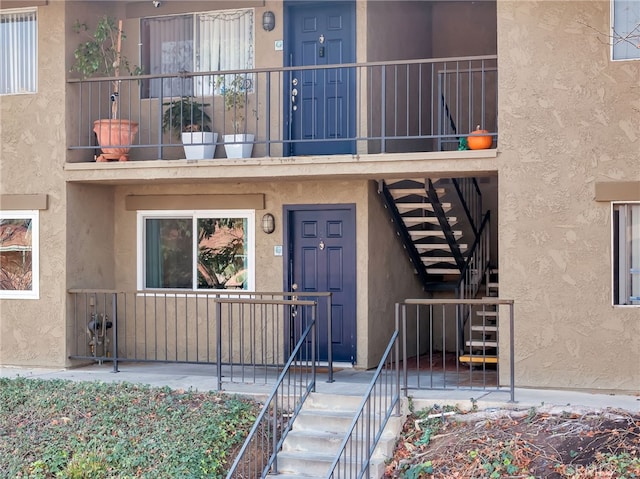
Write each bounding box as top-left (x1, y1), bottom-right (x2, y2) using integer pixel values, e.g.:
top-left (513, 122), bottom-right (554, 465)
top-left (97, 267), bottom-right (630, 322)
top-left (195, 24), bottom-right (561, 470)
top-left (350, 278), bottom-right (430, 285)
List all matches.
top-left (402, 216), bottom-right (457, 224)
top-left (466, 340), bottom-right (498, 347)
top-left (459, 354), bottom-right (498, 364)
top-left (408, 230), bottom-right (462, 238)
top-left (471, 325), bottom-right (498, 332)
top-left (477, 310), bottom-right (498, 317)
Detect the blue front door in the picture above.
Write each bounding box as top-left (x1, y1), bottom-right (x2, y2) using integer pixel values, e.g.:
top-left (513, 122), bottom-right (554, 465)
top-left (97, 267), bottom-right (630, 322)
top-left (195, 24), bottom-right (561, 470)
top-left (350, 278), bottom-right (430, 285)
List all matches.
top-left (285, 1), bottom-right (356, 156)
top-left (285, 205), bottom-right (356, 363)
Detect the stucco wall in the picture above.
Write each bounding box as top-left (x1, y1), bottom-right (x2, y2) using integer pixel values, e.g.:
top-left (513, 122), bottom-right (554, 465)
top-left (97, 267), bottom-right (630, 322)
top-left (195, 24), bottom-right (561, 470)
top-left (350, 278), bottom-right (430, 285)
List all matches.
top-left (498, 0), bottom-right (640, 391)
top-left (0, 1), bottom-right (68, 367)
top-left (108, 179), bottom-right (383, 367)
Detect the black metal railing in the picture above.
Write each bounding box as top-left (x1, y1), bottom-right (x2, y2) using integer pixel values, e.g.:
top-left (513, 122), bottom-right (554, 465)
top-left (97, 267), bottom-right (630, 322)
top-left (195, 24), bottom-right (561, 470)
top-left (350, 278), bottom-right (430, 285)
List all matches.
top-left (226, 318), bottom-right (317, 479)
top-left (68, 290), bottom-right (325, 389)
top-left (327, 328), bottom-right (401, 479)
top-left (398, 298), bottom-right (515, 402)
top-left (67, 56), bottom-right (498, 161)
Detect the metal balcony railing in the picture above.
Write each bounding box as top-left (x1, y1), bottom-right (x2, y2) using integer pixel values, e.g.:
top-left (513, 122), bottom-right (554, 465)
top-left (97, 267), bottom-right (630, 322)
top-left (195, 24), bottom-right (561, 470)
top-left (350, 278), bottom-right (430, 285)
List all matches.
top-left (67, 290), bottom-right (327, 390)
top-left (67, 56), bottom-right (498, 161)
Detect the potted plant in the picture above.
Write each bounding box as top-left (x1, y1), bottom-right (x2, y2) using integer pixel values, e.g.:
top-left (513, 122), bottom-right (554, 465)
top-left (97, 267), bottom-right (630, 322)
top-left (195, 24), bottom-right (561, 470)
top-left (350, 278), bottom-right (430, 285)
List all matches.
top-left (71, 16), bottom-right (143, 162)
top-left (162, 97), bottom-right (217, 160)
top-left (217, 75), bottom-right (254, 159)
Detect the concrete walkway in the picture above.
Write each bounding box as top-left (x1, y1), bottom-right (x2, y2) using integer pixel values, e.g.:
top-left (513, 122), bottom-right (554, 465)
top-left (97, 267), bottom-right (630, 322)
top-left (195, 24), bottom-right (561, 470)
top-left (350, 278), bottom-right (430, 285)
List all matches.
top-left (1, 362), bottom-right (638, 414)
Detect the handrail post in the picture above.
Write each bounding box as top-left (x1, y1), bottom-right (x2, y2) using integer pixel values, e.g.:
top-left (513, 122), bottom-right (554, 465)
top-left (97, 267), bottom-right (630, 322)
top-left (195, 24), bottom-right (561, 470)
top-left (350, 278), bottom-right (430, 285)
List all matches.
top-left (216, 300), bottom-right (222, 391)
top-left (327, 293), bottom-right (334, 383)
top-left (111, 292), bottom-right (119, 373)
top-left (394, 305), bottom-right (401, 412)
top-left (265, 72), bottom-right (271, 157)
top-left (380, 65), bottom-right (386, 153)
top-left (401, 303), bottom-right (408, 397)
top-left (509, 301), bottom-right (515, 403)
top-left (311, 304), bottom-right (316, 392)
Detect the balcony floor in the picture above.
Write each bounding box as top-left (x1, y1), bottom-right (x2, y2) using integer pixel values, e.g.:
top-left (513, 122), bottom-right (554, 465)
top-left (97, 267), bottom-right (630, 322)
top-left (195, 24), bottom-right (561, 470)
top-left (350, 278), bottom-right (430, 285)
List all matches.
top-left (64, 149), bottom-right (499, 185)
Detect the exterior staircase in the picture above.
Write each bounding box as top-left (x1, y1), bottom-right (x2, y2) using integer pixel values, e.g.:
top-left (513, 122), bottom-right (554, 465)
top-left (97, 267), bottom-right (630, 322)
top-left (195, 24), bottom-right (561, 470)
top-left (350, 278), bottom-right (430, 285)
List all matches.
top-left (268, 392), bottom-right (402, 479)
top-left (459, 268), bottom-right (499, 365)
top-left (379, 177), bottom-right (485, 293)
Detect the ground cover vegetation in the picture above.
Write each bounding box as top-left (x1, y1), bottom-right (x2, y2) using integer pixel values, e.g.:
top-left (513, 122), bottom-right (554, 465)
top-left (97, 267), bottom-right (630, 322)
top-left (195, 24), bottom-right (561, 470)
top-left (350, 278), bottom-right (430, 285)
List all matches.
top-left (0, 377), bottom-right (259, 478)
top-left (384, 403), bottom-right (640, 479)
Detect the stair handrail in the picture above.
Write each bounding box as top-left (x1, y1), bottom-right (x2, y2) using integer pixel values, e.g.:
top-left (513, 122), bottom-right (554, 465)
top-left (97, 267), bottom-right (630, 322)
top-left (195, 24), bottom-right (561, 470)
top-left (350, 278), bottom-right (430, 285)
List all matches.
top-left (456, 210), bottom-right (491, 300)
top-left (327, 327), bottom-right (400, 479)
top-left (225, 312), bottom-right (317, 479)
top-left (426, 179), bottom-right (466, 271)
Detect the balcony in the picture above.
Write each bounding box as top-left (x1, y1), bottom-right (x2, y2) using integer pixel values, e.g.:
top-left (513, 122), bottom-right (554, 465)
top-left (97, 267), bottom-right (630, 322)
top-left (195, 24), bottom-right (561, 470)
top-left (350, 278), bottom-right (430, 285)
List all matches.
top-left (66, 56), bottom-right (498, 182)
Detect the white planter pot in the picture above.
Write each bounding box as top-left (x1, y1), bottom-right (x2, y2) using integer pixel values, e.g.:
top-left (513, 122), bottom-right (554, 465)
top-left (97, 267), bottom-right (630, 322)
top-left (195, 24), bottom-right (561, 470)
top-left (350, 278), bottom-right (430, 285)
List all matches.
top-left (223, 134), bottom-right (255, 159)
top-left (181, 131), bottom-right (218, 160)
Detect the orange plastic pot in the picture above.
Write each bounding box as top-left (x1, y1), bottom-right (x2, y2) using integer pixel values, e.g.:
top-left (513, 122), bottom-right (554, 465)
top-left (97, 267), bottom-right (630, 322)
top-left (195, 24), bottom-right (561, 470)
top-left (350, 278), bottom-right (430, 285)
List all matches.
top-left (93, 119), bottom-right (139, 162)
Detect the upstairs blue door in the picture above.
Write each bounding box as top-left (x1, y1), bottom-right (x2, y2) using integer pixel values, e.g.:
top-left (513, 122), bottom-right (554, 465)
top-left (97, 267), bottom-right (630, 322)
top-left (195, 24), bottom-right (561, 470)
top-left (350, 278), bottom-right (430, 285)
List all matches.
top-left (285, 205), bottom-right (356, 363)
top-left (285, 1), bottom-right (356, 156)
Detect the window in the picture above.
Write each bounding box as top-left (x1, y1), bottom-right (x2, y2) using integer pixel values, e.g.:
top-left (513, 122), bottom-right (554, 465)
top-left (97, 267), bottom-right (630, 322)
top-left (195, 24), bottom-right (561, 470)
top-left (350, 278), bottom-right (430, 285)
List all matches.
top-left (0, 8), bottom-right (37, 95)
top-left (141, 9), bottom-right (254, 98)
top-left (613, 203), bottom-right (640, 305)
top-left (612, 0), bottom-right (640, 60)
top-left (138, 210), bottom-right (255, 291)
top-left (0, 211), bottom-right (39, 299)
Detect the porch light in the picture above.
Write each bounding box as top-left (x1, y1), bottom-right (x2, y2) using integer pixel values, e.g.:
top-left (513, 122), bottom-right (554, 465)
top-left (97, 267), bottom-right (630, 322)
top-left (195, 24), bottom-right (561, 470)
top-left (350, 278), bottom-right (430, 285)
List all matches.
top-left (262, 11), bottom-right (276, 31)
top-left (261, 213), bottom-right (276, 234)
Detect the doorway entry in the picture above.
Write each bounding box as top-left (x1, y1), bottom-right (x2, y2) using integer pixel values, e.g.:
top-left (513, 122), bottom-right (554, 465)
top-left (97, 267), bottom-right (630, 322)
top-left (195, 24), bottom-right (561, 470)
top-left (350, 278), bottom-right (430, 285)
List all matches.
top-left (284, 1), bottom-right (356, 155)
top-left (284, 204), bottom-right (356, 363)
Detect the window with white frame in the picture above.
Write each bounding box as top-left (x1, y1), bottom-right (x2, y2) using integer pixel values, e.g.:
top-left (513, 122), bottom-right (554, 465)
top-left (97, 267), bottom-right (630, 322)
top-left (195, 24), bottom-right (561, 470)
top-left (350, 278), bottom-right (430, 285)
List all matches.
top-left (140, 9), bottom-right (254, 98)
top-left (0, 211), bottom-right (39, 299)
top-left (613, 203), bottom-right (640, 305)
top-left (612, 0), bottom-right (640, 60)
top-left (0, 8), bottom-right (37, 95)
top-left (138, 210), bottom-right (255, 291)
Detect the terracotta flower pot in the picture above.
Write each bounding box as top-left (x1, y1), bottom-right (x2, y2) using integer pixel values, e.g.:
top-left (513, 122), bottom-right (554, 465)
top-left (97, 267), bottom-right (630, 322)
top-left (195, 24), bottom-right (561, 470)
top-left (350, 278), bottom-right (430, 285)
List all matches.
top-left (93, 119), bottom-right (139, 162)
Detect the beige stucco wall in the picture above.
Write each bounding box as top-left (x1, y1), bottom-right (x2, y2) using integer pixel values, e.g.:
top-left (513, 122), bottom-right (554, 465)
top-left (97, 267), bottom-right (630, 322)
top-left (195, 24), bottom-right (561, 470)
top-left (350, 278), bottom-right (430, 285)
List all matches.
top-left (498, 0), bottom-right (640, 391)
top-left (107, 179), bottom-right (395, 368)
top-left (0, 1), bottom-right (68, 367)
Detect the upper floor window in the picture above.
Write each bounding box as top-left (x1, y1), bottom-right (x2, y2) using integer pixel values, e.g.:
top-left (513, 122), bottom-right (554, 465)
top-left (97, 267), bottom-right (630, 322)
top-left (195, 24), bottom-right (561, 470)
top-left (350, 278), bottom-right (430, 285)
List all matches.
top-left (0, 8), bottom-right (37, 95)
top-left (612, 0), bottom-right (640, 60)
top-left (613, 203), bottom-right (639, 305)
top-left (0, 211), bottom-right (39, 299)
top-left (141, 9), bottom-right (254, 98)
top-left (137, 210), bottom-right (255, 291)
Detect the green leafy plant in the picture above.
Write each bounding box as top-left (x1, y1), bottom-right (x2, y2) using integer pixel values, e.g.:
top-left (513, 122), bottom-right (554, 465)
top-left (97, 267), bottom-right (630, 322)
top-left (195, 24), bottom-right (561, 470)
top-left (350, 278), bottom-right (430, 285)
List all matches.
top-left (70, 16), bottom-right (143, 120)
top-left (216, 74), bottom-right (251, 134)
top-left (71, 16), bottom-right (142, 79)
top-left (0, 378), bottom-right (259, 478)
top-left (162, 97), bottom-right (212, 137)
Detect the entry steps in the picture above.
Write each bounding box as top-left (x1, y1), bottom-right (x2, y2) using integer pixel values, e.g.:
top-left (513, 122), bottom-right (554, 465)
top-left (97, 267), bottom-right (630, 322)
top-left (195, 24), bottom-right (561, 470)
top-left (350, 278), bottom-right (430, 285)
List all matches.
top-left (459, 268), bottom-right (499, 366)
top-left (268, 392), bottom-right (402, 479)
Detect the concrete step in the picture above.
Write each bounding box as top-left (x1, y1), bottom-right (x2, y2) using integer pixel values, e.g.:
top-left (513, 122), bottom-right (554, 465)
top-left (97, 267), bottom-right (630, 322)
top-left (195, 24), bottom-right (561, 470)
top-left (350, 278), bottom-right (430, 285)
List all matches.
top-left (274, 450), bottom-right (386, 479)
top-left (304, 392), bottom-right (363, 412)
top-left (274, 392), bottom-right (403, 478)
top-left (293, 409), bottom-right (356, 432)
